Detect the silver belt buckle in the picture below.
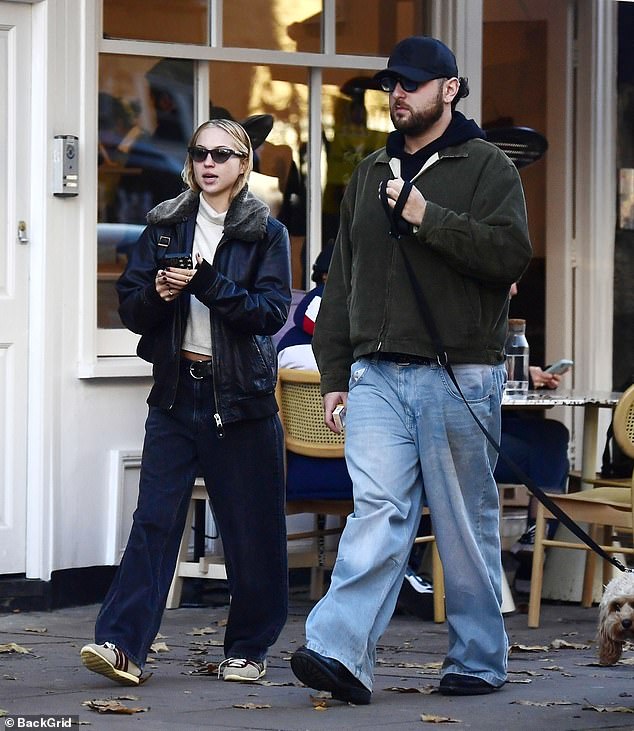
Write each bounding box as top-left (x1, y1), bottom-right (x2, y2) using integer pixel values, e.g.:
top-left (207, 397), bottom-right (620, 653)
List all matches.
top-left (189, 362), bottom-right (204, 380)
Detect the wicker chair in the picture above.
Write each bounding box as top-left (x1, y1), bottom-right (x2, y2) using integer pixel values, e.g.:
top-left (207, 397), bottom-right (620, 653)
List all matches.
top-left (277, 367), bottom-right (446, 622)
top-left (528, 384), bottom-right (634, 627)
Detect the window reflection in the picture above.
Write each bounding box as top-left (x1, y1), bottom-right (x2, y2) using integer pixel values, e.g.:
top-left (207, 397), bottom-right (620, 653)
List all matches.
top-left (98, 56), bottom-right (193, 328)
top-left (209, 61), bottom-right (308, 286)
top-left (103, 0), bottom-right (208, 44)
top-left (335, 0), bottom-right (428, 55)
top-left (224, 0), bottom-right (322, 52)
top-left (322, 71), bottom-right (391, 244)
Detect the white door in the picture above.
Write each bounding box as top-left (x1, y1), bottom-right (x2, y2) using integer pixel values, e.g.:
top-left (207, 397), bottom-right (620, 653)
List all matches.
top-left (0, 1), bottom-right (31, 573)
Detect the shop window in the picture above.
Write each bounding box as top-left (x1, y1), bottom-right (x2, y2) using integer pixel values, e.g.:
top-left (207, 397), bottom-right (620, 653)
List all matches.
top-left (335, 0), bottom-right (428, 55)
top-left (224, 0), bottom-right (322, 52)
top-left (103, 0), bottom-right (208, 44)
top-left (208, 61), bottom-right (309, 287)
top-left (97, 55), bottom-right (194, 328)
top-left (321, 70), bottom-right (390, 246)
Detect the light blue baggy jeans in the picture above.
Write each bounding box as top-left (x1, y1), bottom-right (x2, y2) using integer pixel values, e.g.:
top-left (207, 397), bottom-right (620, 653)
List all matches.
top-left (305, 358), bottom-right (508, 691)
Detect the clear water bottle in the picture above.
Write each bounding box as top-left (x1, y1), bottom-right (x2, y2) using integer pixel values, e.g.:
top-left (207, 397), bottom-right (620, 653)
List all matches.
top-left (504, 319), bottom-right (529, 396)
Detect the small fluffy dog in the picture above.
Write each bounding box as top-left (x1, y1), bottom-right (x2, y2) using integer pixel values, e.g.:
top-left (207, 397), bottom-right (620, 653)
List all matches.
top-left (597, 571), bottom-right (634, 665)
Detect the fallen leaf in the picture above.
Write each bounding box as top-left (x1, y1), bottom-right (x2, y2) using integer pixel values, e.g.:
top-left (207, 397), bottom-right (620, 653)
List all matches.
top-left (507, 678), bottom-right (532, 684)
top-left (310, 693), bottom-right (330, 710)
top-left (82, 698), bottom-right (147, 714)
top-left (509, 643), bottom-right (549, 653)
top-left (511, 700), bottom-right (576, 707)
top-left (23, 627), bottom-right (47, 634)
top-left (385, 685), bottom-right (436, 694)
top-left (188, 662), bottom-right (219, 676)
top-left (232, 702), bottom-right (271, 709)
top-left (508, 669), bottom-right (543, 677)
top-left (421, 712), bottom-right (462, 723)
top-left (550, 638), bottom-right (589, 650)
top-left (540, 665), bottom-right (563, 670)
top-left (187, 626), bottom-right (218, 636)
top-left (150, 641), bottom-right (170, 653)
top-left (0, 643), bottom-right (31, 654)
top-left (257, 680), bottom-right (296, 687)
top-left (0, 710), bottom-right (7, 718)
top-left (583, 701), bottom-right (634, 713)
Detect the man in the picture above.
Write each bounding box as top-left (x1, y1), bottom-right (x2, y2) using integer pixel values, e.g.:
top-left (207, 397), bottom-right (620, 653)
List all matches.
top-left (290, 36), bottom-right (532, 704)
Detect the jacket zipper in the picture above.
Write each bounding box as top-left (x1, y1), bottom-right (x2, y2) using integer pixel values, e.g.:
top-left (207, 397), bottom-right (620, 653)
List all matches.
top-left (210, 234), bottom-right (226, 438)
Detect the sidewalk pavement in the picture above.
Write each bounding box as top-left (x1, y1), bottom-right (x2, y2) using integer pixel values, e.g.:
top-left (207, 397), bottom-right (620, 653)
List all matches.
top-left (1, 588), bottom-right (633, 731)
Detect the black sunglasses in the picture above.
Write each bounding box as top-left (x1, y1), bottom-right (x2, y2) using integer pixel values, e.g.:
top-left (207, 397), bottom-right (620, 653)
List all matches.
top-left (188, 146), bottom-right (247, 164)
top-left (378, 75), bottom-right (422, 93)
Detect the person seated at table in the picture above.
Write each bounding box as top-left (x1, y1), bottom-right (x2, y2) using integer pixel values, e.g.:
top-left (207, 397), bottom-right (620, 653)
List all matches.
top-left (498, 283), bottom-right (571, 592)
top-left (277, 242), bottom-right (333, 370)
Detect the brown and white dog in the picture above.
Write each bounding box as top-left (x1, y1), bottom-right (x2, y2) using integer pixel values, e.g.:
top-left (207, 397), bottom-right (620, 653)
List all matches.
top-left (597, 571), bottom-right (634, 665)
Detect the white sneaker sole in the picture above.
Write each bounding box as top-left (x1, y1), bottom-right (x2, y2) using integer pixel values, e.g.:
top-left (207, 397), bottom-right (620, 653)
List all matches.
top-left (80, 645), bottom-right (141, 686)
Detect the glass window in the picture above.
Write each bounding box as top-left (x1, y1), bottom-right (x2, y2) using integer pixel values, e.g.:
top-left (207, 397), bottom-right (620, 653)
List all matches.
top-left (103, 0), bottom-right (208, 44)
top-left (210, 61), bottom-right (309, 288)
top-left (98, 55), bottom-right (193, 328)
top-left (335, 0), bottom-right (429, 56)
top-left (224, 0), bottom-right (322, 52)
top-left (321, 69), bottom-right (391, 246)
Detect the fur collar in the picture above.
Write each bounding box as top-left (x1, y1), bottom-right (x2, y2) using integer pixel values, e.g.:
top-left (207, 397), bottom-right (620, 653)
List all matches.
top-left (146, 187), bottom-right (270, 242)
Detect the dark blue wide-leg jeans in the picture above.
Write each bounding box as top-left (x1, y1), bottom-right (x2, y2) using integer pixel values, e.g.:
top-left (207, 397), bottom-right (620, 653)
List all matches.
top-left (95, 361), bottom-right (288, 668)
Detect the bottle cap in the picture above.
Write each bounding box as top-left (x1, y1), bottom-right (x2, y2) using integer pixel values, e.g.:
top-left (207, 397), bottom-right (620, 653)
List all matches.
top-left (508, 318), bottom-right (526, 330)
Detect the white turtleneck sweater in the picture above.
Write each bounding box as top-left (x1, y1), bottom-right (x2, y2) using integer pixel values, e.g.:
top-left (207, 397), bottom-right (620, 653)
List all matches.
top-left (181, 194), bottom-right (226, 356)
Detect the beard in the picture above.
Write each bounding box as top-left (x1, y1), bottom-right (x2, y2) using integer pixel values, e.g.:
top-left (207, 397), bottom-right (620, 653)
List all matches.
top-left (390, 84), bottom-right (445, 136)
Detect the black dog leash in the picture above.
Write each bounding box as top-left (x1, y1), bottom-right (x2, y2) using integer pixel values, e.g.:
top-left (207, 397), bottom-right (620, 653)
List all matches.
top-left (391, 191), bottom-right (628, 574)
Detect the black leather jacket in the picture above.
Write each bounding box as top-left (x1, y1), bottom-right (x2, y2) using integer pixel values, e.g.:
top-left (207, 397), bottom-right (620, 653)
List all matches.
top-left (117, 187), bottom-right (291, 430)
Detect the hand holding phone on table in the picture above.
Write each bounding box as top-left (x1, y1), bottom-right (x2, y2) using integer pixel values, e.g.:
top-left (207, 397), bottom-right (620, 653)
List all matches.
top-left (545, 359), bottom-right (573, 375)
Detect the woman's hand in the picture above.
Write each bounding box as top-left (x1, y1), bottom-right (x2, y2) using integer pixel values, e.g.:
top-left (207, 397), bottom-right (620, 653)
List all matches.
top-left (155, 261), bottom-right (198, 302)
top-left (530, 366), bottom-right (561, 390)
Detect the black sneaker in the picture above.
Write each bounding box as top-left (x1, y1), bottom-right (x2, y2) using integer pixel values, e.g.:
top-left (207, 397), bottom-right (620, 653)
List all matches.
top-left (510, 524), bottom-right (535, 554)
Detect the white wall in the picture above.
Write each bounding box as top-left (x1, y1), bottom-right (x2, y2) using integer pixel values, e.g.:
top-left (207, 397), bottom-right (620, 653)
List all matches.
top-left (24, 0), bottom-right (152, 579)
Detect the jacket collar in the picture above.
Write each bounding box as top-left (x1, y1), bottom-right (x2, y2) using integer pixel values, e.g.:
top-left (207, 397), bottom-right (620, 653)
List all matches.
top-left (146, 186), bottom-right (270, 242)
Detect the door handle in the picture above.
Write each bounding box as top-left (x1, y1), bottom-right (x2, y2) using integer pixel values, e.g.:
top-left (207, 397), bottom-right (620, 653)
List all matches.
top-left (17, 220), bottom-right (29, 244)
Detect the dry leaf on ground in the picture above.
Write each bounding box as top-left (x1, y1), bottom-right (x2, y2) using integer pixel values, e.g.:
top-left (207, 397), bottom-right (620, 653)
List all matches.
top-left (421, 712), bottom-right (462, 723)
top-left (187, 626), bottom-right (218, 636)
top-left (150, 641), bottom-right (170, 652)
top-left (511, 699), bottom-right (576, 707)
top-left (550, 638), bottom-right (589, 650)
top-left (82, 698), bottom-right (147, 714)
top-left (583, 701), bottom-right (634, 713)
top-left (23, 627), bottom-right (47, 633)
top-left (385, 685), bottom-right (436, 694)
top-left (509, 643), bottom-right (549, 653)
top-left (0, 643), bottom-right (31, 654)
top-left (232, 702), bottom-right (271, 709)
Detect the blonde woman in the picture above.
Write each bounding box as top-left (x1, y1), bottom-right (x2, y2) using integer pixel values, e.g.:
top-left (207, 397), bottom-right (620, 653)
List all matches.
top-left (81, 119), bottom-right (291, 685)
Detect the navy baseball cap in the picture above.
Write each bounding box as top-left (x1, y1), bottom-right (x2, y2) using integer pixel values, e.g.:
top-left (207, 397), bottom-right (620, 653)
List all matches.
top-left (374, 36), bottom-right (459, 84)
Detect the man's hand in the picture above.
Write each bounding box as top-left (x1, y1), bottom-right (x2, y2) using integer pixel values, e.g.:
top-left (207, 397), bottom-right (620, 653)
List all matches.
top-left (384, 177), bottom-right (427, 226)
top-left (323, 391), bottom-right (348, 434)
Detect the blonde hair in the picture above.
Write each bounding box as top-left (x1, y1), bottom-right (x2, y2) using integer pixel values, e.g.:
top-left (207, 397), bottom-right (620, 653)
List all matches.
top-left (182, 118), bottom-right (253, 201)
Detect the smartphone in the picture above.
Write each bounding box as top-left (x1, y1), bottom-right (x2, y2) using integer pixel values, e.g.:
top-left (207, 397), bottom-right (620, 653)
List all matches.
top-left (162, 253), bottom-right (192, 269)
top-left (333, 404), bottom-right (347, 431)
top-left (545, 359), bottom-right (573, 375)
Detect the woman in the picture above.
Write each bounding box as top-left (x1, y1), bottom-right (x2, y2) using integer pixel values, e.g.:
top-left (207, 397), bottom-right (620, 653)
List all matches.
top-left (81, 119), bottom-right (291, 685)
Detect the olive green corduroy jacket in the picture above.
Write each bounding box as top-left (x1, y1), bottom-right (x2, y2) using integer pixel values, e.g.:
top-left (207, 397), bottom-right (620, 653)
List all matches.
top-left (313, 137), bottom-right (533, 395)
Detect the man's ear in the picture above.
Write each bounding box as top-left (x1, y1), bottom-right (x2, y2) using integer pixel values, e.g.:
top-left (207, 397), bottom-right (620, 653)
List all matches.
top-left (443, 77), bottom-right (460, 105)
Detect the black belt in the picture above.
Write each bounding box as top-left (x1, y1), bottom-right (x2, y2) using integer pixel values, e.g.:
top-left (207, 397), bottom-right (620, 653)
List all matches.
top-left (185, 359), bottom-right (213, 379)
top-left (373, 352), bottom-right (433, 366)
